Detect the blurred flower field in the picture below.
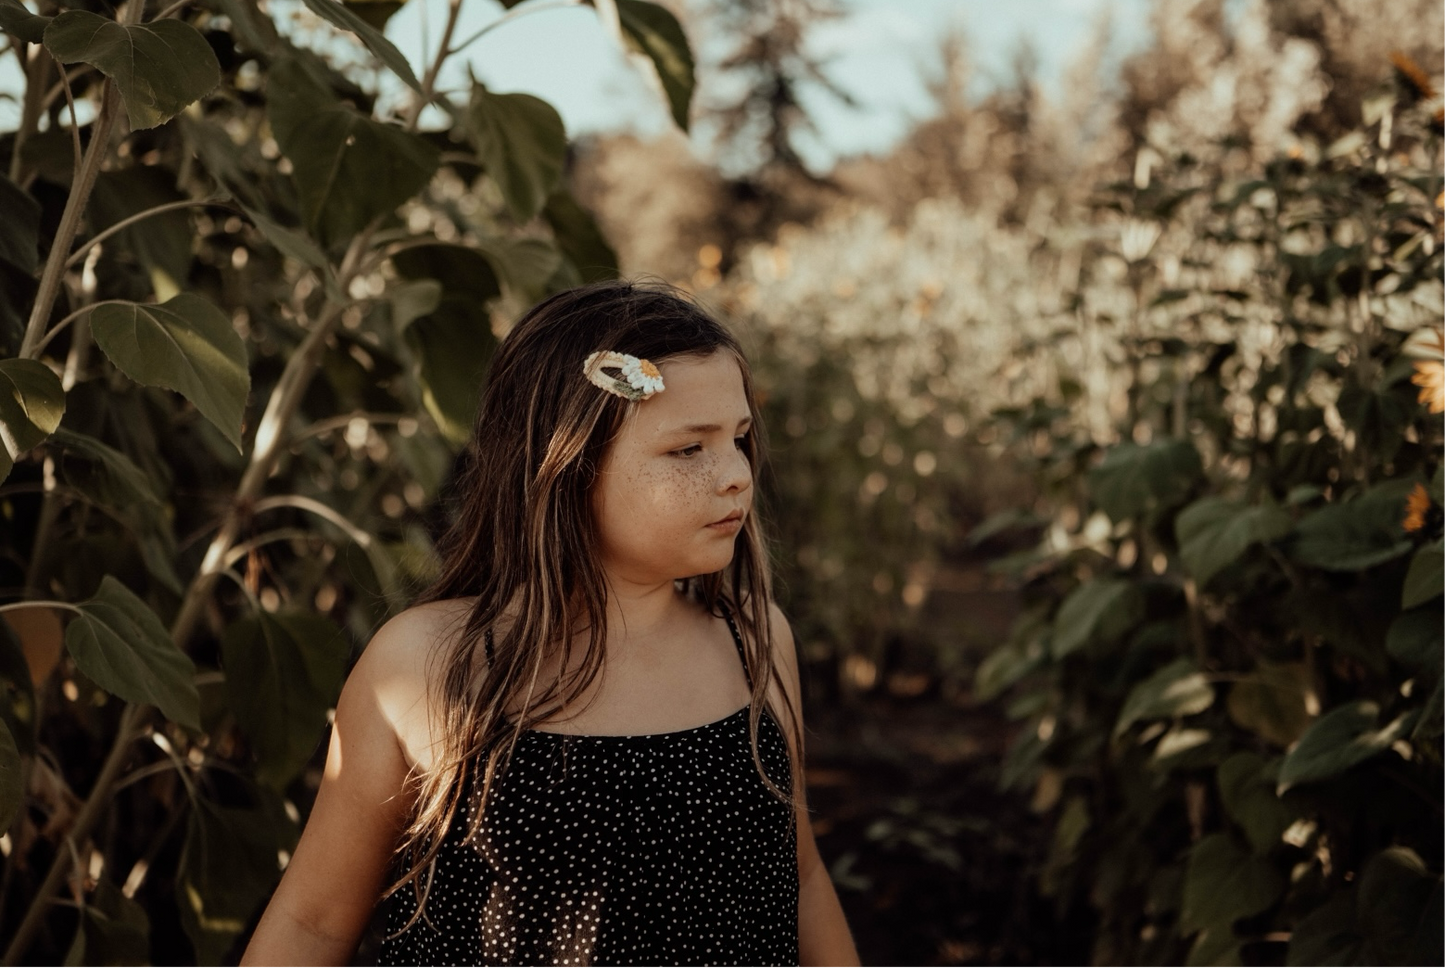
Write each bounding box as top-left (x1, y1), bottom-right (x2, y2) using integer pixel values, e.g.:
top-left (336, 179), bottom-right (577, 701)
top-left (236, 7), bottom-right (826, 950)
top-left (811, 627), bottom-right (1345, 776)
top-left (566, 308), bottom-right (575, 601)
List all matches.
top-left (605, 1), bottom-right (1444, 961)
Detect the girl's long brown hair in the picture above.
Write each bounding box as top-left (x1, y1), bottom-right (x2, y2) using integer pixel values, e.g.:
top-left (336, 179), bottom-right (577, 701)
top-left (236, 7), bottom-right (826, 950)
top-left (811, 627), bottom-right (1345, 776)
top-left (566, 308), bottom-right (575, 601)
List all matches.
top-left (387, 280), bottom-right (798, 919)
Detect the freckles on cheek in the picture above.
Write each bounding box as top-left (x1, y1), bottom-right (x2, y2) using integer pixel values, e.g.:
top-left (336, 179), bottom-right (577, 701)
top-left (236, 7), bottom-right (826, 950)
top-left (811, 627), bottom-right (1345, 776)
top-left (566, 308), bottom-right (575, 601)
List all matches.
top-left (638, 462), bottom-right (692, 507)
top-left (619, 461), bottom-right (709, 525)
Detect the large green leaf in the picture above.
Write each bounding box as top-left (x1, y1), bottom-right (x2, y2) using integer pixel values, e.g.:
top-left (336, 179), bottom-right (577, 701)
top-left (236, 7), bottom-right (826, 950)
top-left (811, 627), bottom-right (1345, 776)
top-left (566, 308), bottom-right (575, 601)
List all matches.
top-left (1338, 383), bottom-right (1413, 466)
top-left (1277, 700), bottom-right (1410, 793)
top-left (180, 116), bottom-right (265, 208)
top-left (1288, 478), bottom-right (1416, 571)
top-left (472, 236), bottom-right (563, 297)
top-left (1051, 578), bottom-right (1144, 658)
top-left (467, 85), bottom-right (567, 223)
top-left (43, 12), bottom-right (220, 130)
top-left (267, 58), bottom-right (439, 248)
top-left (616, 0), bottom-right (695, 131)
top-left (49, 429), bottom-right (181, 593)
top-left (0, 358), bottom-right (64, 482)
top-left (1288, 891), bottom-right (1361, 966)
top-left (392, 244), bottom-right (501, 443)
top-left (208, 0), bottom-right (281, 54)
top-left (1398, 884), bottom-right (1445, 968)
top-left (1227, 661), bottom-right (1311, 749)
top-left (342, 0), bottom-right (406, 31)
top-left (0, 261), bottom-right (35, 355)
top-left (1414, 678), bottom-right (1443, 741)
top-left (544, 189), bottom-right (619, 284)
top-left (0, 718), bottom-right (19, 830)
top-left (241, 207), bottom-right (330, 274)
top-left (89, 294), bottom-right (250, 451)
top-left (974, 637), bottom-right (1045, 701)
top-left (387, 279), bottom-right (441, 332)
top-left (1041, 794), bottom-right (1090, 896)
top-left (0, 172), bottom-right (39, 351)
top-left (1185, 926), bottom-right (1242, 967)
top-left (1355, 847), bottom-right (1444, 965)
top-left (299, 0), bottom-right (421, 91)
top-left (0, 171), bottom-right (40, 274)
top-left (1114, 658), bottom-right (1215, 737)
top-left (178, 798), bottom-right (294, 966)
top-left (1217, 753), bottom-right (1292, 855)
top-left (70, 876), bottom-right (150, 967)
top-left (1386, 605), bottom-right (1443, 677)
top-left (1176, 496), bottom-right (1293, 588)
top-left (1088, 438), bottom-right (1202, 524)
top-left (240, 206), bottom-right (341, 300)
top-left (0, 617), bottom-right (36, 755)
top-left (406, 315), bottom-right (496, 444)
top-left (1401, 539), bottom-right (1442, 608)
top-left (50, 429), bottom-right (162, 511)
top-left (64, 910), bottom-right (84, 963)
top-left (222, 612), bottom-right (348, 787)
top-left (1179, 833), bottom-right (1284, 933)
top-left (1287, 858), bottom-right (1445, 965)
top-left (0, 0), bottom-right (50, 43)
top-left (64, 576), bottom-right (198, 730)
top-left (89, 167), bottom-right (194, 288)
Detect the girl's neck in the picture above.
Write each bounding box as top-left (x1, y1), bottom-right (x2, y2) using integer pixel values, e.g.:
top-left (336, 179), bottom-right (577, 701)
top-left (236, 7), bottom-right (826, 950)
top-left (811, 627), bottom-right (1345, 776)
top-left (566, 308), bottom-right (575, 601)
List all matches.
top-left (599, 575), bottom-right (693, 655)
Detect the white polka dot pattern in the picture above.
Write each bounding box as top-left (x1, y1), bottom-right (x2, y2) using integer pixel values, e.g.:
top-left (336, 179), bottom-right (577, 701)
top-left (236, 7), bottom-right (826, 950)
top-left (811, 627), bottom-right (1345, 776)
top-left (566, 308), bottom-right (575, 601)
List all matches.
top-left (380, 628), bottom-right (799, 966)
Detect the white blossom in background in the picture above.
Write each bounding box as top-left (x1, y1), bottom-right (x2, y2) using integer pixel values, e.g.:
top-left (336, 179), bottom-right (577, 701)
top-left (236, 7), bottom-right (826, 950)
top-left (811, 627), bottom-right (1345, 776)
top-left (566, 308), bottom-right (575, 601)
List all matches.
top-left (1142, 0), bottom-right (1329, 160)
top-left (726, 199), bottom-right (1067, 422)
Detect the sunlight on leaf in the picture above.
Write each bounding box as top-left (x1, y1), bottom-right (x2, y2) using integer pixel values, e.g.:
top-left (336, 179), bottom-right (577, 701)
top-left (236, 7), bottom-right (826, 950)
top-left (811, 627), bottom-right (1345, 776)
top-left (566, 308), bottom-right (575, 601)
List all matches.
top-left (0, 358), bottom-right (64, 482)
top-left (44, 12), bottom-right (220, 130)
top-left (89, 294), bottom-right (250, 451)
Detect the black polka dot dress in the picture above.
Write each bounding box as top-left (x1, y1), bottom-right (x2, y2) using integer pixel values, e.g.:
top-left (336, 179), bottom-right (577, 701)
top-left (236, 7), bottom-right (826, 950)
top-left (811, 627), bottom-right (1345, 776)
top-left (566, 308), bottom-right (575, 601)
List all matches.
top-left (379, 618), bottom-right (799, 967)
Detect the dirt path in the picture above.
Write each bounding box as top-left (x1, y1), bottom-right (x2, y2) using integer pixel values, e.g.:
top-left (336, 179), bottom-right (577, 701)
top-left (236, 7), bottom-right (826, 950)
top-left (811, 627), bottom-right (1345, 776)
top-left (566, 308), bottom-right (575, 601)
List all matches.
top-left (805, 698), bottom-right (1093, 965)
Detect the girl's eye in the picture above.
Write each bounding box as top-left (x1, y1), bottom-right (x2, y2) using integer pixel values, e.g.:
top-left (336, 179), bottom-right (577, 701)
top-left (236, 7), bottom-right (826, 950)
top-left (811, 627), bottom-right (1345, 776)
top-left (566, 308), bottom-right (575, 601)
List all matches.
top-left (734, 435), bottom-right (748, 450)
top-left (673, 444), bottom-right (703, 457)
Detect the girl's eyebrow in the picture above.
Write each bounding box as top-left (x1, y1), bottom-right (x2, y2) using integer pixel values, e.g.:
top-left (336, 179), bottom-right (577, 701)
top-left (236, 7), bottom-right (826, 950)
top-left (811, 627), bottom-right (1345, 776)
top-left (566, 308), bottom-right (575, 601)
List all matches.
top-left (664, 416), bottom-right (752, 435)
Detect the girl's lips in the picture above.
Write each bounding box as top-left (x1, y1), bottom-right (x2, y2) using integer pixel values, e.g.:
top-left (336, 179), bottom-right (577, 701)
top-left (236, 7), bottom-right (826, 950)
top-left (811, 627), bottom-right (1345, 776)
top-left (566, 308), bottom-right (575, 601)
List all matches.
top-left (706, 511), bottom-right (745, 531)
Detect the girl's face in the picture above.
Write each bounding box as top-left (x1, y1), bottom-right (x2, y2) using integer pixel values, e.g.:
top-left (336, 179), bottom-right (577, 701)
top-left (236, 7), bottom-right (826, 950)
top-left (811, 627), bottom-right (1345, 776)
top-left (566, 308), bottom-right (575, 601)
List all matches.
top-left (591, 351), bottom-right (754, 586)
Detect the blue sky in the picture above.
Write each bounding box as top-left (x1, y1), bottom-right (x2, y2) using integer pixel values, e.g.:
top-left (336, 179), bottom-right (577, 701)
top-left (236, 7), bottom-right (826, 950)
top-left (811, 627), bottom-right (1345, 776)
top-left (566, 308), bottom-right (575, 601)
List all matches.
top-left (0, 0), bottom-right (1157, 170)
top-left (388, 0), bottom-right (1156, 169)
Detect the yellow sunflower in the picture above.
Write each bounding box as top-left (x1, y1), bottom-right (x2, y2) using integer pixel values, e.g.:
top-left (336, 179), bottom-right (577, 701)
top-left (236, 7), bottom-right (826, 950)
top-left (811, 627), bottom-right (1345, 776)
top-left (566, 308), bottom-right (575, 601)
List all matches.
top-left (1403, 482), bottom-right (1431, 533)
top-left (1414, 362), bottom-right (1445, 414)
top-left (1392, 50), bottom-right (1439, 103)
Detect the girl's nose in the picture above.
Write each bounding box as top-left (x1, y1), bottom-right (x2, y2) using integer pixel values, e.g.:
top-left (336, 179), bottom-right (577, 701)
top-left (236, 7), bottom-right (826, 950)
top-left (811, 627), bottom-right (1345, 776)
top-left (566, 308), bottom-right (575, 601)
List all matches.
top-left (717, 449), bottom-right (752, 494)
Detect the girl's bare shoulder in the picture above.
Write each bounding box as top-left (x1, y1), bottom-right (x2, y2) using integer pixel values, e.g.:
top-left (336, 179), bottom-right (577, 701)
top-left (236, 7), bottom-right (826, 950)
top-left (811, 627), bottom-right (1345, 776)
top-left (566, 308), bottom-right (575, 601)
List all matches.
top-left (344, 598), bottom-right (477, 768)
top-left (357, 598), bottom-right (476, 675)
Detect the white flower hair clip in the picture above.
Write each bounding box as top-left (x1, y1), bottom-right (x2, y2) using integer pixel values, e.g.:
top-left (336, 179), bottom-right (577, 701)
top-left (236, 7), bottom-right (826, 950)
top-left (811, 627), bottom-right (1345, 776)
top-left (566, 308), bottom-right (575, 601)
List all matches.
top-left (582, 351), bottom-right (665, 402)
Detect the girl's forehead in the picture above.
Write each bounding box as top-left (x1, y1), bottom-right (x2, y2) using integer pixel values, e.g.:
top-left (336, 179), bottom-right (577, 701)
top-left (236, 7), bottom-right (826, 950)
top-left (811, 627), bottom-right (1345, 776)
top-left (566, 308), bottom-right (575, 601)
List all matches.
top-left (632, 354), bottom-right (750, 431)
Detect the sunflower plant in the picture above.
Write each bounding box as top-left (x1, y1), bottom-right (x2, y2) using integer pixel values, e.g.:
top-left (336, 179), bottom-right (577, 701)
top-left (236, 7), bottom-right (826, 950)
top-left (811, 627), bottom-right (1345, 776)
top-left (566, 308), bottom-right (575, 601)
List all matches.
top-left (975, 58), bottom-right (1443, 966)
top-left (0, 0), bottom-right (690, 962)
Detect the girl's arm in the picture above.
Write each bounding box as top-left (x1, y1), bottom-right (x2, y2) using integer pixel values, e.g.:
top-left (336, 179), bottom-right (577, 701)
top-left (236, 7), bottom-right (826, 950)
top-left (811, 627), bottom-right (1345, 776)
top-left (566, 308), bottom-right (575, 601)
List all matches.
top-left (770, 604), bottom-right (862, 967)
top-left (242, 607), bottom-right (443, 965)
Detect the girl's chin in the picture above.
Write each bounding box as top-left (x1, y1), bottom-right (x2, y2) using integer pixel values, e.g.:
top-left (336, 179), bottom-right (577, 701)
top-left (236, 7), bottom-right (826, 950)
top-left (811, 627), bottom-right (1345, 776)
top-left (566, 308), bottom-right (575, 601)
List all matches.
top-left (672, 549), bottom-right (738, 582)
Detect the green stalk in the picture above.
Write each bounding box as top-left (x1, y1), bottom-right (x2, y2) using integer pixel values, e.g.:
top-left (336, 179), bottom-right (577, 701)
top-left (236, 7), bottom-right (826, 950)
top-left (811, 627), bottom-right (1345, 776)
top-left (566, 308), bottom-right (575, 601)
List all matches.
top-left (18, 83), bottom-right (119, 360)
top-left (1, 705), bottom-right (144, 966)
top-left (168, 234), bottom-right (371, 650)
top-left (404, 0), bottom-right (464, 133)
top-left (7, 43), bottom-right (47, 186)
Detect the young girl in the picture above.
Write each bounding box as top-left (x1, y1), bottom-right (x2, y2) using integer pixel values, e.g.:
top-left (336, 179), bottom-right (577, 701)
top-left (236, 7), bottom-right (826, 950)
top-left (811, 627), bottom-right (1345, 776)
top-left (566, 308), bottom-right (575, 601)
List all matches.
top-left (242, 281), bottom-right (859, 966)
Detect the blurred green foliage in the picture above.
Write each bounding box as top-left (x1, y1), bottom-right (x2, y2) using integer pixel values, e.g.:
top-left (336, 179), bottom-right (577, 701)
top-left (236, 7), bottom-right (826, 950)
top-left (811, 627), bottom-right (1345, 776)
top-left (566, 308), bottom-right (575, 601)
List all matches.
top-left (0, 0), bottom-right (685, 962)
top-left (970, 81), bottom-right (1443, 967)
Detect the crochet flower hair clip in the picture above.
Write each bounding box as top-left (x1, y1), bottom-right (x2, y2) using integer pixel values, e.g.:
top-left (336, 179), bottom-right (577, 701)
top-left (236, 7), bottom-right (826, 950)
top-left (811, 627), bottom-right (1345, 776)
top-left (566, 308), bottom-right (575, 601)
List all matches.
top-left (582, 351), bottom-right (665, 402)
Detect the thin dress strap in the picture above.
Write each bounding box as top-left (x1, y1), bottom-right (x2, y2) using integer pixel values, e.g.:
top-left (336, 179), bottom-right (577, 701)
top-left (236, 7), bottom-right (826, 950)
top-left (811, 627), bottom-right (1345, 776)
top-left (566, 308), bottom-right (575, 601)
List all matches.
top-left (719, 602), bottom-right (752, 690)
